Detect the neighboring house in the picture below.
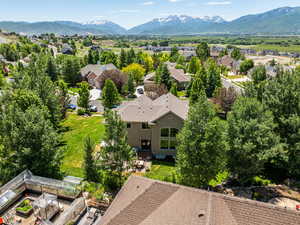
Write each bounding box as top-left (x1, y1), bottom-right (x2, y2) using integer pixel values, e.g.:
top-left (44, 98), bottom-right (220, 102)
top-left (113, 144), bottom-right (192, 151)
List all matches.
top-left (61, 43), bottom-right (74, 55)
top-left (144, 63), bottom-right (190, 90)
top-left (91, 45), bottom-right (103, 51)
top-left (181, 51), bottom-right (197, 60)
top-left (80, 64), bottom-right (117, 89)
top-left (265, 65), bottom-right (278, 78)
top-left (218, 55), bottom-right (241, 74)
top-left (210, 51), bottom-right (220, 60)
top-left (116, 94), bottom-right (189, 158)
top-left (98, 175), bottom-right (300, 225)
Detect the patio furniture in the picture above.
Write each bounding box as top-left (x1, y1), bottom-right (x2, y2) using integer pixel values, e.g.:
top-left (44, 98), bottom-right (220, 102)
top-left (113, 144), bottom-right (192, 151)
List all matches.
top-left (32, 193), bottom-right (60, 220)
top-left (135, 160), bottom-right (145, 169)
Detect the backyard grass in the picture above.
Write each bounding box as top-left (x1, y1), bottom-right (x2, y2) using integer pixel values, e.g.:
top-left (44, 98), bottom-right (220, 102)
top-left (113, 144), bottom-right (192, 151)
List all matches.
top-left (177, 90), bottom-right (187, 98)
top-left (144, 160), bottom-right (176, 181)
top-left (224, 75), bottom-right (245, 80)
top-left (61, 114), bottom-right (105, 177)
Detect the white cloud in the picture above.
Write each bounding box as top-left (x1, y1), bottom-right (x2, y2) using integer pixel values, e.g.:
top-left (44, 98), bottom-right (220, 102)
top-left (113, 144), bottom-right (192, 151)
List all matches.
top-left (206, 1), bottom-right (232, 5)
top-left (142, 1), bottom-right (154, 5)
top-left (168, 0), bottom-right (182, 2)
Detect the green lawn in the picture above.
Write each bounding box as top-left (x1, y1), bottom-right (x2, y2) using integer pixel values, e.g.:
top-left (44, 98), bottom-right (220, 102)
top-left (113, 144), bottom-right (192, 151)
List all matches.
top-left (145, 160), bottom-right (176, 181)
top-left (224, 75), bottom-right (245, 80)
top-left (61, 114), bottom-right (105, 177)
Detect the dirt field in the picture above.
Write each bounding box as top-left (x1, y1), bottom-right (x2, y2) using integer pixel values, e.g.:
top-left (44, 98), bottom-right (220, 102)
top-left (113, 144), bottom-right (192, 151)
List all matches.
top-left (247, 55), bottom-right (293, 65)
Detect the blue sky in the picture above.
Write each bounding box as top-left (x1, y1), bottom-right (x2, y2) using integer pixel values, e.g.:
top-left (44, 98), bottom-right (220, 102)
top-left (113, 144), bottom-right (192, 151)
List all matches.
top-left (1, 0), bottom-right (300, 28)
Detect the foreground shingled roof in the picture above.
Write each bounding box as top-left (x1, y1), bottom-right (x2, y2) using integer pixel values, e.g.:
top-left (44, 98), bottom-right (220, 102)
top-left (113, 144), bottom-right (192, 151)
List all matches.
top-left (116, 93), bottom-right (189, 123)
top-left (98, 176), bottom-right (300, 225)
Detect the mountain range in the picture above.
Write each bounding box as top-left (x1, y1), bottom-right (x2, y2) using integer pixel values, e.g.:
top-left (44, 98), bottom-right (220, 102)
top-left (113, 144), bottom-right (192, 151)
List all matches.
top-left (0, 6), bottom-right (300, 35)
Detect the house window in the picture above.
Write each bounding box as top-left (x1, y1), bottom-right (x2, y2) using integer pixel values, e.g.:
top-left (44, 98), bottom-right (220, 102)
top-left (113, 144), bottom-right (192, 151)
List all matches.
top-left (160, 140), bottom-right (169, 150)
top-left (170, 140), bottom-right (177, 150)
top-left (160, 128), bottom-right (178, 150)
top-left (142, 123), bottom-right (150, 129)
top-left (127, 123), bottom-right (131, 128)
top-left (161, 128), bottom-right (169, 137)
top-left (170, 128), bottom-right (179, 138)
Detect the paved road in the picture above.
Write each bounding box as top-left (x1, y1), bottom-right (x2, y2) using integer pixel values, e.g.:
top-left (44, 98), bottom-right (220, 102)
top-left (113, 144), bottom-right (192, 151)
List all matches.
top-left (221, 77), bottom-right (243, 94)
top-left (70, 93), bottom-right (104, 113)
top-left (90, 99), bottom-right (104, 113)
top-left (90, 88), bottom-right (101, 100)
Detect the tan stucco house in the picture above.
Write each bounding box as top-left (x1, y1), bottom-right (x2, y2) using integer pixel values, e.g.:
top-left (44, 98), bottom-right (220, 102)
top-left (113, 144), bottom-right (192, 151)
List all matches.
top-left (116, 93), bottom-right (189, 159)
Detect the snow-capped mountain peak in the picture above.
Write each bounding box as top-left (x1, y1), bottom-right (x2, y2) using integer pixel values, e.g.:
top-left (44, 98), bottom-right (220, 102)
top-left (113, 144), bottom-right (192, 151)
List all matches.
top-left (154, 15), bottom-right (225, 24)
top-left (83, 20), bottom-right (111, 25)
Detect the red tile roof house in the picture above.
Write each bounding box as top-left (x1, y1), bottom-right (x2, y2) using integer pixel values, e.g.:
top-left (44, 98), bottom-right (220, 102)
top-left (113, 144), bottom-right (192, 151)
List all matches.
top-left (98, 175), bottom-right (300, 225)
top-left (80, 64), bottom-right (117, 89)
top-left (144, 63), bottom-right (191, 91)
top-left (115, 93), bottom-right (189, 159)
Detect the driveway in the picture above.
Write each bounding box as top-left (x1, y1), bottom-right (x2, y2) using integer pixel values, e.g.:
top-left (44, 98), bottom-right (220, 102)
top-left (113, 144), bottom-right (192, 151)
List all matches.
top-left (221, 77), bottom-right (243, 94)
top-left (90, 100), bottom-right (104, 113)
top-left (69, 93), bottom-right (104, 113)
top-left (90, 88), bottom-right (101, 100)
top-left (70, 93), bottom-right (78, 105)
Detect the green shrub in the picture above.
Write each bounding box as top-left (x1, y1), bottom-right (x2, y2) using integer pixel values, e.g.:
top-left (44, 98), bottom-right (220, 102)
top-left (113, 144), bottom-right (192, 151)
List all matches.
top-left (81, 181), bottom-right (105, 201)
top-left (209, 171), bottom-right (229, 187)
top-left (252, 176), bottom-right (271, 186)
top-left (16, 199), bottom-right (32, 212)
top-left (77, 108), bottom-right (86, 115)
top-left (252, 191), bottom-right (264, 200)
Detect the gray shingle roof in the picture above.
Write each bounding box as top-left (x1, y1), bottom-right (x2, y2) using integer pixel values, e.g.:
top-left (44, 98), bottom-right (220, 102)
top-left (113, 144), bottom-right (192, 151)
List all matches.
top-left (144, 66), bottom-right (190, 84)
top-left (80, 64), bottom-right (117, 78)
top-left (116, 93), bottom-right (189, 123)
top-left (98, 176), bottom-right (300, 225)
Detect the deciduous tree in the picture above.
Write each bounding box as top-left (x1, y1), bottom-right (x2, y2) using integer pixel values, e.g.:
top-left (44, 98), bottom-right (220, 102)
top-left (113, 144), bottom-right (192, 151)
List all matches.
top-left (196, 42), bottom-right (210, 62)
top-left (187, 56), bottom-right (200, 74)
top-left (102, 79), bottom-right (120, 109)
top-left (122, 63), bottom-right (145, 84)
top-left (77, 81), bottom-right (90, 113)
top-left (176, 94), bottom-right (228, 188)
top-left (227, 97), bottom-right (285, 183)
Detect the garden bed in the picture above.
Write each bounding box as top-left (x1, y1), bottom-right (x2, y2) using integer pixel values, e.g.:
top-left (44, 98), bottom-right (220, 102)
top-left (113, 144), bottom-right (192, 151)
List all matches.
top-left (16, 198), bottom-right (33, 217)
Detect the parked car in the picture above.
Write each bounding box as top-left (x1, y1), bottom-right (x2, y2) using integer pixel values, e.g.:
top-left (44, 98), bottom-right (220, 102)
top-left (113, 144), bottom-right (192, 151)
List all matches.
top-left (67, 104), bottom-right (77, 110)
top-left (89, 105), bottom-right (98, 112)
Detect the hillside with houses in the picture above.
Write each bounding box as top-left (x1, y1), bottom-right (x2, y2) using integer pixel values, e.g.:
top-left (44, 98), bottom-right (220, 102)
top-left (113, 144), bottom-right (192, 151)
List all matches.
top-left (1, 18), bottom-right (300, 225)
